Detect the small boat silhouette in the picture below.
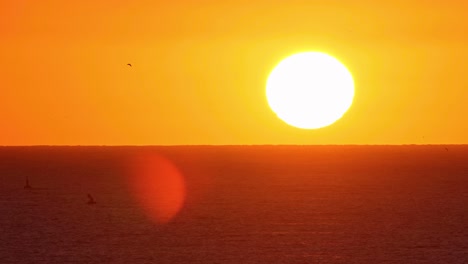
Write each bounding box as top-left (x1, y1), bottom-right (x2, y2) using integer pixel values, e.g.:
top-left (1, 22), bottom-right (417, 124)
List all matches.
top-left (24, 177), bottom-right (32, 189)
top-left (87, 193), bottom-right (97, 205)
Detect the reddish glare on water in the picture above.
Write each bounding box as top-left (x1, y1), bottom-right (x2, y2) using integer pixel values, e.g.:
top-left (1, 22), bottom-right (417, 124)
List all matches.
top-left (128, 154), bottom-right (186, 224)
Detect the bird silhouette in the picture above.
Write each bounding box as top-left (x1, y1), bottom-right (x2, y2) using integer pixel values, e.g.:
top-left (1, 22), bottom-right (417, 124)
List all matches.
top-left (87, 193), bottom-right (97, 205)
top-left (127, 63), bottom-right (132, 67)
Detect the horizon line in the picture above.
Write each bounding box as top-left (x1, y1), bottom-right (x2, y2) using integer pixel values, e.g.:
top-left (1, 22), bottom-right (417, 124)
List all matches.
top-left (0, 144), bottom-right (466, 147)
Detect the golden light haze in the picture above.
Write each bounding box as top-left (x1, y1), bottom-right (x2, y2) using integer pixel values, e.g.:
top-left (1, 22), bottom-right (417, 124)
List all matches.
top-left (1, 0), bottom-right (467, 145)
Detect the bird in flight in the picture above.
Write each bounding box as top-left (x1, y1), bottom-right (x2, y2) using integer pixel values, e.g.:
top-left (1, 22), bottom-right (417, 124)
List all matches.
top-left (127, 63), bottom-right (132, 67)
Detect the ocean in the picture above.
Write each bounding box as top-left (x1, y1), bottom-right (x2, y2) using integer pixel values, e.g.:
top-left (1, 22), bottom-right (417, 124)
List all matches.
top-left (0, 145), bottom-right (467, 263)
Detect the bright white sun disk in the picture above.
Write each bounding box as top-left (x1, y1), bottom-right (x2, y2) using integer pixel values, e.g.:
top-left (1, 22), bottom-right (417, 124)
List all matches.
top-left (266, 52), bottom-right (354, 129)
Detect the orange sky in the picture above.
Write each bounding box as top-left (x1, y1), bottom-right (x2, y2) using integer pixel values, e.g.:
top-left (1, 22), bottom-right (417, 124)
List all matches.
top-left (1, 0), bottom-right (467, 145)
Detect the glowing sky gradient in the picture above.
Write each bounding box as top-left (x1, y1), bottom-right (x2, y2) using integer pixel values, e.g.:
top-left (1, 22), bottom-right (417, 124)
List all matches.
top-left (1, 0), bottom-right (467, 145)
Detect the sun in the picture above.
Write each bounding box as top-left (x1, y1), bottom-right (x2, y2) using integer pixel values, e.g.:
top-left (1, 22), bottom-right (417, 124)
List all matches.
top-left (266, 52), bottom-right (354, 129)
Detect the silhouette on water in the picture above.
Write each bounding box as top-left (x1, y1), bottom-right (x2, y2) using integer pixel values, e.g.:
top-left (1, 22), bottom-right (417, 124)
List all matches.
top-left (24, 177), bottom-right (32, 189)
top-left (87, 194), bottom-right (97, 205)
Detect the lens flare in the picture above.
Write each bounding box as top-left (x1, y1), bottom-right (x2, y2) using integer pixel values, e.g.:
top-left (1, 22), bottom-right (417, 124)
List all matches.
top-left (128, 154), bottom-right (186, 224)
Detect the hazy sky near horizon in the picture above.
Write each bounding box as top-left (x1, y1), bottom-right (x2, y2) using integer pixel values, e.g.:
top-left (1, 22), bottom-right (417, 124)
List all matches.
top-left (1, 0), bottom-right (467, 145)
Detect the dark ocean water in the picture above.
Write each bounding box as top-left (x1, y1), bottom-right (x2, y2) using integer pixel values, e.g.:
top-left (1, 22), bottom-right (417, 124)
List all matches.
top-left (0, 146), bottom-right (467, 264)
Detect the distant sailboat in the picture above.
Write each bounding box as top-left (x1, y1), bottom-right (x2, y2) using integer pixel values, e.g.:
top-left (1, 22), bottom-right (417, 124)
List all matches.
top-left (24, 177), bottom-right (32, 189)
top-left (87, 193), bottom-right (97, 205)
